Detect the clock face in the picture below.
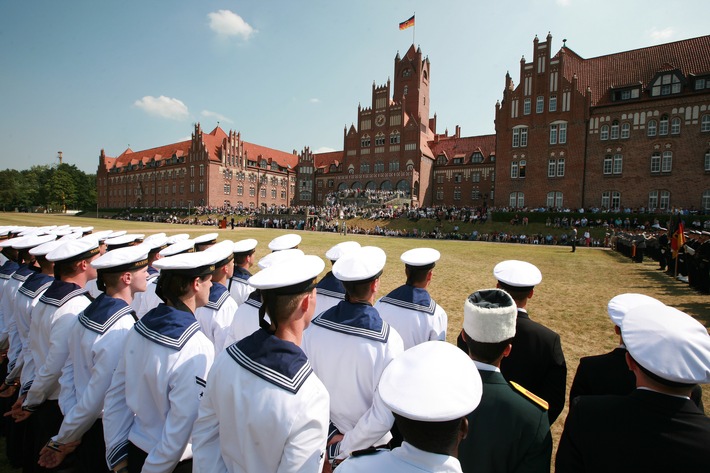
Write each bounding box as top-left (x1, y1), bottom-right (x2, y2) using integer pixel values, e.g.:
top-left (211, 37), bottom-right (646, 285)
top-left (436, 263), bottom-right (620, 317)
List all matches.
top-left (375, 114), bottom-right (386, 127)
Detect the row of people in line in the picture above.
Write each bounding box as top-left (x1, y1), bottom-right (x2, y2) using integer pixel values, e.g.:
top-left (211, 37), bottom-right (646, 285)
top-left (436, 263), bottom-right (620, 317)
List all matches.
top-left (0, 224), bottom-right (708, 472)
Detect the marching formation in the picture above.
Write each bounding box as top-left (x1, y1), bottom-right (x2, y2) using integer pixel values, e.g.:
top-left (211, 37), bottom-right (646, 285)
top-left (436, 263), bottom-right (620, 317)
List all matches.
top-left (0, 224), bottom-right (708, 473)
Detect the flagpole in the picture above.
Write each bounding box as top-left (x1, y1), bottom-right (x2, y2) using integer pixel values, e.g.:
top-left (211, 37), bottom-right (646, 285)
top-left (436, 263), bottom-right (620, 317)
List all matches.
top-left (412, 11), bottom-right (416, 45)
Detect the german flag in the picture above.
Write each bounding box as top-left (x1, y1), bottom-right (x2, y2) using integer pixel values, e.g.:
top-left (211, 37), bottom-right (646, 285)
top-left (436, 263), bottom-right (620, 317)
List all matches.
top-left (399, 15), bottom-right (415, 30)
top-left (671, 220), bottom-right (686, 258)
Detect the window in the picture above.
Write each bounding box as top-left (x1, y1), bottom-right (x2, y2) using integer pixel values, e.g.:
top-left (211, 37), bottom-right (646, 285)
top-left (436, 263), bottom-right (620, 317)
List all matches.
top-left (249, 186), bottom-right (255, 196)
top-left (511, 161), bottom-right (519, 179)
top-left (436, 190), bottom-right (444, 201)
top-left (557, 158), bottom-right (565, 177)
top-left (454, 174), bottom-right (463, 183)
top-left (601, 191), bottom-right (621, 210)
top-left (436, 174), bottom-right (444, 184)
top-left (509, 192), bottom-right (524, 208)
top-left (651, 152), bottom-right (661, 173)
top-left (603, 155), bottom-right (613, 174)
top-left (360, 163), bottom-right (370, 173)
top-left (671, 117), bottom-right (681, 135)
top-left (549, 125), bottom-right (558, 145)
top-left (701, 115), bottom-right (710, 132)
top-left (471, 152), bottom-right (484, 163)
top-left (390, 132), bottom-right (400, 144)
top-left (546, 191), bottom-right (563, 208)
top-left (199, 164), bottom-right (205, 176)
top-left (453, 189), bottom-right (461, 201)
top-left (647, 120), bottom-right (657, 137)
top-left (389, 161), bottom-right (399, 172)
top-left (374, 161), bottom-right (384, 173)
top-left (237, 185), bottom-right (243, 196)
top-left (660, 190), bottom-right (670, 209)
top-left (651, 73), bottom-right (682, 96)
top-left (520, 128), bottom-right (528, 147)
top-left (662, 151), bottom-right (672, 173)
top-left (519, 160), bottom-right (526, 178)
top-left (471, 190), bottom-right (481, 200)
top-left (361, 135), bottom-right (370, 147)
top-left (472, 172), bottom-right (481, 183)
top-left (524, 98), bottom-right (531, 115)
top-left (648, 190), bottom-right (658, 210)
top-left (549, 122), bottom-right (567, 145)
top-left (610, 121), bottom-right (620, 140)
top-left (375, 134), bottom-right (385, 146)
top-left (600, 125), bottom-right (609, 140)
top-left (703, 190), bottom-right (710, 211)
top-left (705, 152), bottom-right (710, 171)
top-left (549, 96), bottom-right (557, 112)
top-left (613, 154), bottom-right (623, 174)
top-left (604, 154), bottom-right (622, 175)
top-left (536, 96), bottom-right (544, 114)
top-left (695, 78), bottom-right (710, 90)
top-left (548, 159), bottom-right (556, 177)
top-left (260, 188), bottom-right (266, 198)
top-left (513, 127), bottom-right (528, 147)
top-left (659, 115), bottom-right (669, 135)
top-left (559, 123), bottom-right (567, 144)
top-left (621, 123), bottom-right (630, 139)
top-left (224, 183), bottom-right (230, 194)
top-left (271, 189), bottom-right (277, 198)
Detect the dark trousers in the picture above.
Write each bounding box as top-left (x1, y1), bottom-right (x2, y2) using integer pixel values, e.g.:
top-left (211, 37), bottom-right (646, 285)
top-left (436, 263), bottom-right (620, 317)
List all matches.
top-left (2, 387), bottom-right (26, 468)
top-left (128, 442), bottom-right (193, 473)
top-left (33, 400), bottom-right (73, 472)
top-left (74, 419), bottom-right (110, 473)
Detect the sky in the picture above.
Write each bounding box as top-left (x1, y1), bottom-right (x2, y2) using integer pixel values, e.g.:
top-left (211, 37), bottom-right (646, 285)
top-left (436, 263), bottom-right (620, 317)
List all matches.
top-left (1, 0), bottom-right (708, 173)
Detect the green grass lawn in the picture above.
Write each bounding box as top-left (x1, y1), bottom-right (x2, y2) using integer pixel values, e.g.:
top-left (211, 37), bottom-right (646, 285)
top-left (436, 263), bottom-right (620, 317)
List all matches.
top-left (0, 212), bottom-right (707, 470)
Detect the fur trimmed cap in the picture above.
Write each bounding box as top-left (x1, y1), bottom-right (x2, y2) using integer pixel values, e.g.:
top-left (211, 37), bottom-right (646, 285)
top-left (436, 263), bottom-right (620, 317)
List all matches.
top-left (463, 289), bottom-right (517, 343)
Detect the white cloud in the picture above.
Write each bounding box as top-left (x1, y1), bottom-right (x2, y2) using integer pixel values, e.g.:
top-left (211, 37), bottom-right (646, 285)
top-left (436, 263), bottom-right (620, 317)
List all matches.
top-left (309, 98), bottom-right (321, 104)
top-left (208, 10), bottom-right (256, 40)
top-left (313, 146), bottom-right (336, 154)
top-left (134, 96), bottom-right (189, 121)
top-left (649, 27), bottom-right (674, 42)
top-left (201, 110), bottom-right (233, 124)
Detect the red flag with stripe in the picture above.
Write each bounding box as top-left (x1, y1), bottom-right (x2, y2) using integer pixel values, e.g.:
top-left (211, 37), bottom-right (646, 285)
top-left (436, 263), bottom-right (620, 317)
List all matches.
top-left (399, 15), bottom-right (415, 30)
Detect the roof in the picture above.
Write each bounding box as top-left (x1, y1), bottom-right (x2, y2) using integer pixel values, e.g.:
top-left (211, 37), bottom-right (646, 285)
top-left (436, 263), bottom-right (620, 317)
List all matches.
top-left (556, 35), bottom-right (710, 106)
top-left (429, 134), bottom-right (496, 165)
top-left (314, 150), bottom-right (344, 170)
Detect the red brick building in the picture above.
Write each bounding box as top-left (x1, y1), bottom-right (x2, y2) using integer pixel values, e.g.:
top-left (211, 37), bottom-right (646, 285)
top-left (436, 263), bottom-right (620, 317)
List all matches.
top-left (496, 33), bottom-right (710, 211)
top-left (97, 123), bottom-right (297, 210)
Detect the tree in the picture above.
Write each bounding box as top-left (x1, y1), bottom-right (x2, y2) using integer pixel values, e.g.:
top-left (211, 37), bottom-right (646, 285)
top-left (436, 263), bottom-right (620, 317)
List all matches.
top-left (45, 168), bottom-right (76, 212)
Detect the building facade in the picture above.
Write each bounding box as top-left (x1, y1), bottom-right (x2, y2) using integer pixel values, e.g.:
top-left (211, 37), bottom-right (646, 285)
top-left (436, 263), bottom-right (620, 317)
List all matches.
top-left (496, 33), bottom-right (710, 211)
top-left (97, 124), bottom-right (298, 210)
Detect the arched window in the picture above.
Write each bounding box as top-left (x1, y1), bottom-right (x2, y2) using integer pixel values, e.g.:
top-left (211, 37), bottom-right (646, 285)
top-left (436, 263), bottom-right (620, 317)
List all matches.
top-left (610, 121), bottom-right (620, 139)
top-left (360, 135), bottom-right (370, 147)
top-left (396, 180), bottom-right (410, 193)
top-left (647, 120), bottom-right (657, 137)
top-left (348, 164), bottom-right (355, 175)
top-left (659, 115), bottom-right (669, 135)
top-left (511, 161), bottom-right (519, 179)
top-left (351, 181), bottom-right (362, 190)
top-left (337, 182), bottom-right (348, 191)
top-left (621, 122), bottom-right (631, 139)
top-left (671, 117), bottom-right (681, 135)
top-left (365, 181), bottom-right (376, 190)
top-left (380, 180), bottom-right (392, 191)
top-left (600, 125), bottom-right (609, 140)
top-left (662, 151), bottom-right (673, 173)
top-left (702, 115), bottom-right (710, 132)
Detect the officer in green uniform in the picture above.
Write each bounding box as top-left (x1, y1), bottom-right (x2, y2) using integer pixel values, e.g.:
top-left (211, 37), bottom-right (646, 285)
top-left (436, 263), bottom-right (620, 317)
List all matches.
top-left (458, 289), bottom-right (552, 473)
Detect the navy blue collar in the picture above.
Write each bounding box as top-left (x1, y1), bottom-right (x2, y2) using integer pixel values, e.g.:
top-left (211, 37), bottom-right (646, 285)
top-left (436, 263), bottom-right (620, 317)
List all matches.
top-left (244, 290), bottom-right (262, 309)
top-left (40, 280), bottom-right (88, 307)
top-left (316, 272), bottom-right (345, 299)
top-left (147, 266), bottom-right (159, 276)
top-left (205, 282), bottom-right (230, 310)
top-left (229, 328), bottom-right (312, 393)
top-left (79, 293), bottom-right (135, 334)
top-left (231, 266), bottom-right (252, 282)
top-left (135, 304), bottom-right (200, 350)
top-left (19, 272), bottom-right (54, 298)
top-left (11, 264), bottom-right (37, 282)
top-left (379, 284), bottom-right (435, 315)
top-left (0, 260), bottom-right (19, 278)
top-left (312, 300), bottom-right (389, 343)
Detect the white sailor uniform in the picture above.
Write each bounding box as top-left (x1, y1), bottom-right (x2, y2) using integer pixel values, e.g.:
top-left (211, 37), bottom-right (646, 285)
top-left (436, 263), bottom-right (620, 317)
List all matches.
top-left (84, 278), bottom-right (103, 298)
top-left (375, 285), bottom-right (447, 350)
top-left (134, 277), bottom-right (162, 319)
top-left (24, 280), bottom-right (92, 410)
top-left (227, 266), bottom-right (253, 306)
top-left (130, 266), bottom-right (159, 315)
top-left (195, 282), bottom-right (238, 353)
top-left (53, 294), bottom-right (136, 461)
top-left (222, 290), bottom-right (262, 349)
top-left (0, 260), bottom-right (19, 346)
top-left (193, 328), bottom-right (330, 473)
top-left (337, 441), bottom-right (464, 473)
top-left (301, 301), bottom-right (404, 459)
top-left (314, 272), bottom-right (346, 315)
top-left (1, 265), bottom-right (36, 378)
top-left (103, 304), bottom-right (214, 473)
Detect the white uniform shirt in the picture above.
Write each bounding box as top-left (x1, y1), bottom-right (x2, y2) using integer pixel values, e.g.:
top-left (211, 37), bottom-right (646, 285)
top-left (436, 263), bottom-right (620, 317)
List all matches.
top-left (195, 282), bottom-right (238, 354)
top-left (301, 301), bottom-right (404, 459)
top-left (223, 291), bottom-right (262, 350)
top-left (131, 267), bottom-right (159, 317)
top-left (24, 280), bottom-right (92, 408)
top-left (227, 267), bottom-right (253, 306)
top-left (315, 272), bottom-right (346, 316)
top-left (193, 328), bottom-right (329, 473)
top-left (374, 285), bottom-right (447, 350)
top-left (54, 294), bottom-right (135, 444)
top-left (84, 278), bottom-right (102, 298)
top-left (2, 266), bottom-right (34, 372)
top-left (0, 260), bottom-right (19, 345)
top-left (103, 304), bottom-right (214, 473)
top-left (337, 441), bottom-right (464, 473)
top-left (134, 278), bottom-right (162, 319)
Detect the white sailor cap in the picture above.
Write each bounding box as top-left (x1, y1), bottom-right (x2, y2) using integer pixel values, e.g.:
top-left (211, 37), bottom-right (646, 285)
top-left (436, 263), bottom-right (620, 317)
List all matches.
top-left (153, 250), bottom-right (221, 278)
top-left (249, 254), bottom-right (324, 294)
top-left (92, 230), bottom-right (114, 242)
top-left (233, 238), bottom-right (258, 254)
top-left (166, 233), bottom-right (190, 244)
top-left (194, 233), bottom-right (219, 248)
top-left (401, 247), bottom-right (440, 269)
top-left (463, 289), bottom-right (518, 343)
top-left (325, 241), bottom-right (361, 262)
top-left (607, 293), bottom-right (665, 327)
top-left (50, 228), bottom-right (74, 237)
top-left (623, 304), bottom-right (710, 385)
top-left (0, 236), bottom-right (26, 248)
top-left (30, 239), bottom-right (68, 257)
top-left (159, 239), bottom-right (195, 257)
top-left (80, 226), bottom-right (94, 235)
top-left (268, 233), bottom-right (302, 251)
top-left (107, 230), bottom-right (127, 239)
top-left (18, 228), bottom-right (40, 237)
top-left (493, 260), bottom-right (542, 289)
top-left (332, 246), bottom-right (386, 282)
top-left (204, 240), bottom-right (234, 268)
top-left (144, 233), bottom-right (167, 243)
top-left (46, 238), bottom-right (100, 263)
top-left (258, 249), bottom-right (304, 269)
top-left (59, 231), bottom-right (82, 241)
top-left (92, 245), bottom-right (150, 273)
top-left (141, 236), bottom-right (169, 254)
top-left (379, 341), bottom-right (482, 422)
top-left (105, 234), bottom-right (144, 250)
top-left (12, 234), bottom-right (56, 250)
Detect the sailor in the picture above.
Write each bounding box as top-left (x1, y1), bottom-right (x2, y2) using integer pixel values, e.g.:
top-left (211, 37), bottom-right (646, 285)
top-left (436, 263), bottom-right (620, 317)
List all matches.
top-left (194, 240), bottom-right (238, 353)
top-left (193, 233), bottom-right (219, 252)
top-left (316, 241), bottom-right (361, 315)
top-left (86, 234), bottom-right (144, 298)
top-left (103, 250), bottom-right (218, 473)
top-left (192, 254), bottom-right (330, 473)
top-left (130, 234), bottom-right (169, 316)
top-left (337, 341), bottom-right (482, 473)
top-left (227, 238), bottom-right (257, 306)
top-left (556, 304), bottom-right (710, 471)
top-left (302, 246), bottom-right (405, 466)
top-left (268, 233), bottom-right (302, 252)
top-left (457, 289), bottom-right (552, 473)
top-left (7, 239), bottom-right (99, 469)
top-left (375, 248), bottom-right (447, 349)
top-left (222, 249), bottom-right (304, 348)
top-left (37, 244), bottom-right (150, 472)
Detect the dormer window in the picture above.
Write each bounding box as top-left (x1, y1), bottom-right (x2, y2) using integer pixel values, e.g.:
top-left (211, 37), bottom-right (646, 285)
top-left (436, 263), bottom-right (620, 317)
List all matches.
top-left (471, 152), bottom-right (484, 163)
top-left (612, 87), bottom-right (640, 101)
top-left (650, 72), bottom-right (682, 96)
